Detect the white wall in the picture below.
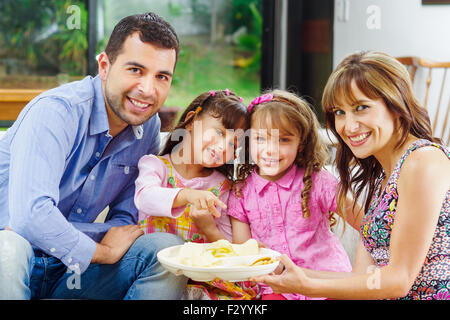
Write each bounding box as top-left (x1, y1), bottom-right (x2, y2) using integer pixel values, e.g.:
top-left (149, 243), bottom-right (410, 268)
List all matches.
top-left (333, 0), bottom-right (450, 66)
top-left (333, 0), bottom-right (450, 143)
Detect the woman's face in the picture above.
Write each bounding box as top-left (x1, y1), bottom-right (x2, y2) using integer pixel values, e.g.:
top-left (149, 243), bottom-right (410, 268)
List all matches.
top-left (332, 81), bottom-right (398, 160)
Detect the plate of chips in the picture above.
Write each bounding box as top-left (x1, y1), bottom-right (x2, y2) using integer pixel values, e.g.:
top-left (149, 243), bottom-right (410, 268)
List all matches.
top-left (157, 239), bottom-right (281, 282)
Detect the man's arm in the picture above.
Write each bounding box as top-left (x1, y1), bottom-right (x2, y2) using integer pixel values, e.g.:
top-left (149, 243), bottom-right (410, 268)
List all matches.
top-left (9, 97), bottom-right (97, 273)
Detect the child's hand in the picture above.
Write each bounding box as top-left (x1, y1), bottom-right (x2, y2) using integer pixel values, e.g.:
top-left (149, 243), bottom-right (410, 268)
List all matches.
top-left (180, 189), bottom-right (226, 218)
top-left (190, 206), bottom-right (227, 242)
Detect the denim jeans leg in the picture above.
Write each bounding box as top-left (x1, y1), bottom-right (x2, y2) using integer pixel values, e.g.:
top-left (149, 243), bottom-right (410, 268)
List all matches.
top-left (0, 230), bottom-right (34, 300)
top-left (123, 232), bottom-right (188, 300)
top-left (49, 232), bottom-right (187, 299)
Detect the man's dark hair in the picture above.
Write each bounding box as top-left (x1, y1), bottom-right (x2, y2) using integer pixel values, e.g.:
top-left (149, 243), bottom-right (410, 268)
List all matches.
top-left (105, 12), bottom-right (179, 66)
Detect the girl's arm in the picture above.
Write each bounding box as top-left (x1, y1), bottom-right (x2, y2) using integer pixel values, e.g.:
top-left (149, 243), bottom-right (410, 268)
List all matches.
top-left (319, 170), bottom-right (363, 230)
top-left (339, 197), bottom-right (364, 231)
top-left (135, 155), bottom-right (226, 218)
top-left (231, 217), bottom-right (252, 244)
top-left (134, 155), bottom-right (185, 218)
top-left (253, 148), bottom-right (449, 299)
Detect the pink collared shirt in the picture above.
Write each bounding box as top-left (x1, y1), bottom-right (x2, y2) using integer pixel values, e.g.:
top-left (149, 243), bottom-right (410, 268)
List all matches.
top-left (227, 165), bottom-right (352, 300)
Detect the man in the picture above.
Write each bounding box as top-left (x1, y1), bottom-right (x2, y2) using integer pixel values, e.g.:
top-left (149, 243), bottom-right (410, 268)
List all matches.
top-left (0, 12), bottom-right (187, 299)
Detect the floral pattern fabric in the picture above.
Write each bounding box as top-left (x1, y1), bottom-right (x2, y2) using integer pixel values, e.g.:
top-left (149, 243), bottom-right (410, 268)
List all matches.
top-left (361, 139), bottom-right (450, 300)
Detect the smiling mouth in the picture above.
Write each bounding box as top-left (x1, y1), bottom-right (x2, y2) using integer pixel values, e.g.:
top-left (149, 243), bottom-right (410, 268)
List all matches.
top-left (348, 132), bottom-right (371, 145)
top-left (261, 157), bottom-right (280, 166)
top-left (128, 97), bottom-right (152, 109)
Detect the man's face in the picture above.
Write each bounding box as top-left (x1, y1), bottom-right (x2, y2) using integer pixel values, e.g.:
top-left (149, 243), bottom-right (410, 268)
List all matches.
top-left (98, 32), bottom-right (177, 136)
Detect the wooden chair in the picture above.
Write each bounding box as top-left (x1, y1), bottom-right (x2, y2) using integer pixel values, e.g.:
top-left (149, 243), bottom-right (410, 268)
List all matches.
top-left (397, 56), bottom-right (450, 146)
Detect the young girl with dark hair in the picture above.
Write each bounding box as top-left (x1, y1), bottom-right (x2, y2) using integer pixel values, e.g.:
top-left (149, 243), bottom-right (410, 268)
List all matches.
top-left (134, 89), bottom-right (260, 299)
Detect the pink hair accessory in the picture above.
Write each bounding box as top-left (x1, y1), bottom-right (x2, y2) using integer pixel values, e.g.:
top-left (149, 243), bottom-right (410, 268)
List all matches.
top-left (239, 97), bottom-right (244, 102)
top-left (248, 93), bottom-right (274, 112)
top-left (225, 88), bottom-right (231, 95)
top-left (209, 90), bottom-right (216, 96)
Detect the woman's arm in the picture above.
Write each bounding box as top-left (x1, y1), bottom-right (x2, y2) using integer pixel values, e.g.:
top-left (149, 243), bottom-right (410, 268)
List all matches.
top-left (252, 148), bottom-right (449, 299)
top-left (308, 151), bottom-right (446, 299)
top-left (302, 238), bottom-right (375, 279)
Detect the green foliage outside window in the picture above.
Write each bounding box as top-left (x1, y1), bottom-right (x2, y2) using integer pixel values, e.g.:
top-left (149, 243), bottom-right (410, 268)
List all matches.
top-left (0, 0), bottom-right (87, 88)
top-left (0, 0), bottom-right (262, 110)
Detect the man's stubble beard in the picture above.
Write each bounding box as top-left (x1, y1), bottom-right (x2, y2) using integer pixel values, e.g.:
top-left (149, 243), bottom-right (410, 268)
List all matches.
top-left (104, 81), bottom-right (156, 127)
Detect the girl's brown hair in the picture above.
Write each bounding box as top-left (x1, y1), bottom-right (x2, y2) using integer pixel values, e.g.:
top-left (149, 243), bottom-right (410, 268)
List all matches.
top-left (322, 51), bottom-right (441, 214)
top-left (238, 89), bottom-right (333, 223)
top-left (160, 90), bottom-right (249, 180)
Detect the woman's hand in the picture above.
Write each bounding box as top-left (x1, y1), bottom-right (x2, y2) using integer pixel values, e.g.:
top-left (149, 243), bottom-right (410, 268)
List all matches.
top-left (250, 254), bottom-right (310, 294)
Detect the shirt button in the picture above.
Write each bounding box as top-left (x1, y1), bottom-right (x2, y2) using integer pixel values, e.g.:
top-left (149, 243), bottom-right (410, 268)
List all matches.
top-left (50, 248), bottom-right (56, 252)
top-left (95, 152), bottom-right (101, 158)
top-left (124, 166), bottom-right (130, 174)
top-left (90, 175), bottom-right (95, 180)
top-left (68, 257), bottom-right (73, 263)
top-left (76, 208), bottom-right (82, 214)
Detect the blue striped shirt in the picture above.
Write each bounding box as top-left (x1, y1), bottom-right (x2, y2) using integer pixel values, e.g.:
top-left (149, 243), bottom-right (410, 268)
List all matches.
top-left (0, 75), bottom-right (161, 273)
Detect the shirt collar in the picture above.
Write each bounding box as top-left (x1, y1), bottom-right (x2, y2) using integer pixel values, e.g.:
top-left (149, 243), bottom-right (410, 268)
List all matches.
top-left (90, 75), bottom-right (144, 139)
top-left (251, 164), bottom-right (297, 194)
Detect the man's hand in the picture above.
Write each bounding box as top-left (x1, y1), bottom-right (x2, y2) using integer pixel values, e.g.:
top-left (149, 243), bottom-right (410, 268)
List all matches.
top-left (91, 225), bottom-right (143, 264)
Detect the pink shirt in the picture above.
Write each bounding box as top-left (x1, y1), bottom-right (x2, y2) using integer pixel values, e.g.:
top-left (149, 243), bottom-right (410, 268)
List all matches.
top-left (227, 165), bottom-right (352, 300)
top-left (134, 154), bottom-right (233, 241)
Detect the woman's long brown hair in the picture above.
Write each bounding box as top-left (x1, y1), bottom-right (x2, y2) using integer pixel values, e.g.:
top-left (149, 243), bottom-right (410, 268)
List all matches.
top-left (322, 51), bottom-right (441, 215)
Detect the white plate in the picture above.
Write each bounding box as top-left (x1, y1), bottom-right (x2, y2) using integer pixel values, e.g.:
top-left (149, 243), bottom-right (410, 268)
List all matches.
top-left (157, 245), bottom-right (281, 282)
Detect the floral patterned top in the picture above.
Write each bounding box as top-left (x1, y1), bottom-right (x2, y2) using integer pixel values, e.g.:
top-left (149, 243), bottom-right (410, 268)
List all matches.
top-left (361, 139), bottom-right (450, 300)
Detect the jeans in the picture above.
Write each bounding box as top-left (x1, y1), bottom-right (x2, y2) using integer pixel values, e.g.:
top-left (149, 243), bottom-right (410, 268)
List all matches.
top-left (0, 230), bottom-right (187, 299)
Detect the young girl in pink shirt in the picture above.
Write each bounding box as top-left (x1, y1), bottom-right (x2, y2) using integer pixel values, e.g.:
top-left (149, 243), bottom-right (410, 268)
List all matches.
top-left (228, 89), bottom-right (362, 300)
top-left (134, 89), bottom-right (259, 299)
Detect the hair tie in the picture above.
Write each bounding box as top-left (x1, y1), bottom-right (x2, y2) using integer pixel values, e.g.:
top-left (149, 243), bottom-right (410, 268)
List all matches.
top-left (194, 106), bottom-right (202, 115)
top-left (225, 88), bottom-right (231, 96)
top-left (248, 93), bottom-right (274, 112)
top-left (209, 90), bottom-right (216, 97)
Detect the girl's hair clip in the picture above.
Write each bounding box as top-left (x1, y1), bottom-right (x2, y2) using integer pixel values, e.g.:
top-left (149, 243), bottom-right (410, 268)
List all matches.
top-left (194, 106), bottom-right (202, 115)
top-left (248, 93), bottom-right (274, 112)
top-left (239, 97), bottom-right (244, 102)
top-left (225, 88), bottom-right (231, 96)
top-left (209, 90), bottom-right (216, 97)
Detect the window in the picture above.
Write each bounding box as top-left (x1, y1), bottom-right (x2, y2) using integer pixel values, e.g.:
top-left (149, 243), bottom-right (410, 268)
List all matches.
top-left (0, 0), bottom-right (88, 89)
top-left (0, 0), bottom-right (262, 129)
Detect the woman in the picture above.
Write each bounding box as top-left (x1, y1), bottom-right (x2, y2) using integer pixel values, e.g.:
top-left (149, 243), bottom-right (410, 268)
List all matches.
top-left (251, 51), bottom-right (450, 300)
